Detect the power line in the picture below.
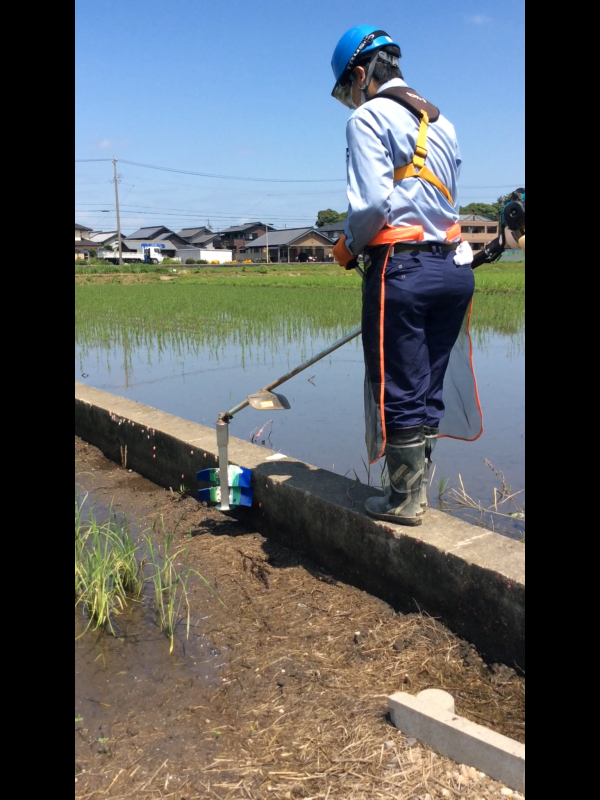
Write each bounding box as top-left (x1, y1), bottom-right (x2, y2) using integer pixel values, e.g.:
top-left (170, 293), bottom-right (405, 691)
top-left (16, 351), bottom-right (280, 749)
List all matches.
top-left (77, 208), bottom-right (316, 219)
top-left (120, 159), bottom-right (345, 183)
top-left (122, 175), bottom-right (346, 196)
top-left (76, 157), bottom-right (344, 183)
top-left (75, 156), bottom-right (522, 189)
top-left (76, 187), bottom-right (518, 217)
top-left (76, 211), bottom-right (319, 223)
top-left (76, 170), bottom-right (521, 195)
top-left (77, 202), bottom-right (319, 218)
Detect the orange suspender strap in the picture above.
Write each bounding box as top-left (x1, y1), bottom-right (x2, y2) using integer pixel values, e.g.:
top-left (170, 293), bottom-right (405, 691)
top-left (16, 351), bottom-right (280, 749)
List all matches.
top-left (393, 110), bottom-right (454, 206)
top-left (394, 164), bottom-right (454, 205)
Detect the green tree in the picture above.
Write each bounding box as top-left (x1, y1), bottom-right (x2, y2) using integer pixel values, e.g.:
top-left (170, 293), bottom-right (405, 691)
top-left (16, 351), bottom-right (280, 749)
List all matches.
top-left (460, 192), bottom-right (515, 222)
top-left (315, 209), bottom-right (348, 228)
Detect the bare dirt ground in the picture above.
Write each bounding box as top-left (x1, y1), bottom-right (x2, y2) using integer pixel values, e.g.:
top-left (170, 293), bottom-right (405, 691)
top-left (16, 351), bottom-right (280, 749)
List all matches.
top-left (75, 437), bottom-right (525, 800)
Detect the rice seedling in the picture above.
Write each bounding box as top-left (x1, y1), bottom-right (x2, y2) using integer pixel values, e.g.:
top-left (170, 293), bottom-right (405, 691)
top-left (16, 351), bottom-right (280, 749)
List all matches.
top-left (111, 515), bottom-right (144, 598)
top-left (75, 503), bottom-right (142, 634)
top-left (145, 533), bottom-right (194, 654)
top-left (76, 512), bottom-right (126, 634)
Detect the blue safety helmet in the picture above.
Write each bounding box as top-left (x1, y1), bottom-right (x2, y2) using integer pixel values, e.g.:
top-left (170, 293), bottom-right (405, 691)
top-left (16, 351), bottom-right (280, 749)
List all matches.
top-left (331, 25), bottom-right (401, 105)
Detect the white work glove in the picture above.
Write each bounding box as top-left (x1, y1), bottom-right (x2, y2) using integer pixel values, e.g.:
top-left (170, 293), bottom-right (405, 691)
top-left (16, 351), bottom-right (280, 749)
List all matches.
top-left (453, 241), bottom-right (474, 266)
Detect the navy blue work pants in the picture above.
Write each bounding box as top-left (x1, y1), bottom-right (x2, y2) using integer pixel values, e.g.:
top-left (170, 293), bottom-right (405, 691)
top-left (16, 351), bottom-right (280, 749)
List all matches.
top-left (362, 245), bottom-right (475, 431)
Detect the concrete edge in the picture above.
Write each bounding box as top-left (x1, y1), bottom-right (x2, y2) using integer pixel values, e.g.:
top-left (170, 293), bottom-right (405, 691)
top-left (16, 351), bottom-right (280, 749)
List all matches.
top-left (75, 382), bottom-right (525, 668)
top-left (388, 689), bottom-right (525, 792)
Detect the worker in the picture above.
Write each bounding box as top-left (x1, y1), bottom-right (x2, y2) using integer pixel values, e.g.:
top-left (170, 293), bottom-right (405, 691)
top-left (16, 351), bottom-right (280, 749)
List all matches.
top-left (331, 25), bottom-right (482, 526)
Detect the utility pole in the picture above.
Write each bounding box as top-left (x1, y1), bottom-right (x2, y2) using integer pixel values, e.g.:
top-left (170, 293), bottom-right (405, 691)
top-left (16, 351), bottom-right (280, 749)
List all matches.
top-left (265, 224), bottom-right (269, 264)
top-left (112, 158), bottom-right (123, 266)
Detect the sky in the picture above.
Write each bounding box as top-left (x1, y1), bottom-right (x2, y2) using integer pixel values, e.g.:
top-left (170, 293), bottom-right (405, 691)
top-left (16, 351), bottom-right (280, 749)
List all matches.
top-left (75, 0), bottom-right (525, 235)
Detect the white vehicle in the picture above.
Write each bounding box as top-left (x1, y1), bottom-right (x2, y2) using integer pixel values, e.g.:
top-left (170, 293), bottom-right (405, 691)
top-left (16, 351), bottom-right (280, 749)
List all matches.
top-left (97, 246), bottom-right (167, 265)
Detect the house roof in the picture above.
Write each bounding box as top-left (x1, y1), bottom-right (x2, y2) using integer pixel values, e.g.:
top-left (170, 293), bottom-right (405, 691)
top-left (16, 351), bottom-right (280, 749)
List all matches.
top-left (458, 214), bottom-right (495, 222)
top-left (219, 222), bottom-right (275, 234)
top-left (178, 230), bottom-right (221, 245)
top-left (89, 231), bottom-right (121, 243)
top-left (123, 233), bottom-right (192, 250)
top-left (75, 238), bottom-right (98, 248)
top-left (193, 233), bottom-right (221, 245)
top-left (249, 228), bottom-right (334, 247)
top-left (177, 226), bottom-right (211, 238)
top-left (154, 232), bottom-right (192, 247)
top-left (122, 227), bottom-right (190, 247)
top-left (317, 222), bottom-right (347, 233)
top-left (127, 225), bottom-right (171, 239)
top-left (75, 222), bottom-right (93, 231)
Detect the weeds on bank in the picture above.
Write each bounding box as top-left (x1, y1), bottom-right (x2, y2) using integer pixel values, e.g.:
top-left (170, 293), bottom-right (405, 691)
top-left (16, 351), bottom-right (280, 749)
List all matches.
top-left (75, 498), bottom-right (217, 647)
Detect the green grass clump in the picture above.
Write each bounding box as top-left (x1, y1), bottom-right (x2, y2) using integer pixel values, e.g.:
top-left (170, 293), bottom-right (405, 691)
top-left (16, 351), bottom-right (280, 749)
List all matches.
top-left (75, 498), bottom-right (217, 649)
top-left (75, 496), bottom-right (139, 633)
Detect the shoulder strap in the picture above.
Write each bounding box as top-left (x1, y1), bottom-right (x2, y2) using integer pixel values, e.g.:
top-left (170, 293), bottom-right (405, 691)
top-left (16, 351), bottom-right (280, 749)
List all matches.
top-left (373, 86), bottom-right (440, 123)
top-left (367, 87), bottom-right (453, 205)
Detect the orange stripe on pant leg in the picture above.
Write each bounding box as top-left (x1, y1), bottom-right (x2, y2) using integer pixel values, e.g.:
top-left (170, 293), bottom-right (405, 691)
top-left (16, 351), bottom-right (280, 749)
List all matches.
top-left (374, 245), bottom-right (393, 463)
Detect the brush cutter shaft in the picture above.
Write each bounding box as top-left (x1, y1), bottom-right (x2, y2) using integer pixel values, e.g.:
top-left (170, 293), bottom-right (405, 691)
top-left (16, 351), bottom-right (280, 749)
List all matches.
top-left (220, 325), bottom-right (363, 421)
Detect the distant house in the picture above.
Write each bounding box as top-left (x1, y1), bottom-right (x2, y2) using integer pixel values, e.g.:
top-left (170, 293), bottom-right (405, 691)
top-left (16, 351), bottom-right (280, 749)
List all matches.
top-left (88, 231), bottom-right (122, 250)
top-left (119, 224), bottom-right (229, 261)
top-left (316, 221), bottom-right (347, 243)
top-left (458, 214), bottom-right (500, 252)
top-left (177, 227), bottom-right (225, 250)
top-left (75, 222), bottom-right (92, 238)
top-left (75, 222), bottom-right (97, 259)
top-left (243, 227), bottom-right (335, 263)
top-left (124, 225), bottom-right (195, 257)
top-left (126, 226), bottom-right (167, 239)
top-left (217, 222), bottom-right (276, 257)
top-left (190, 233), bottom-right (224, 250)
top-left (177, 226), bottom-right (213, 245)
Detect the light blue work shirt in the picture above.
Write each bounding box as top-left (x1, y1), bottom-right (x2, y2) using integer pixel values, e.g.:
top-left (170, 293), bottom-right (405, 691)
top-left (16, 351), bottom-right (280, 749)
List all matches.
top-left (344, 78), bottom-right (462, 254)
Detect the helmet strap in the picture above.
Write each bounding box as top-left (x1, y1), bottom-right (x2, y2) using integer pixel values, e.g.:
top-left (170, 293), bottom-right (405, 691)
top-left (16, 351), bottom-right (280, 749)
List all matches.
top-left (354, 51), bottom-right (388, 101)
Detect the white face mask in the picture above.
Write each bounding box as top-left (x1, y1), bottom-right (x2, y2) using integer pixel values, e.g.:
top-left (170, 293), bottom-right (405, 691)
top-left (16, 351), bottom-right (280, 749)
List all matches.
top-left (332, 50), bottom-right (386, 109)
top-left (332, 80), bottom-right (357, 109)
top-left (332, 78), bottom-right (369, 110)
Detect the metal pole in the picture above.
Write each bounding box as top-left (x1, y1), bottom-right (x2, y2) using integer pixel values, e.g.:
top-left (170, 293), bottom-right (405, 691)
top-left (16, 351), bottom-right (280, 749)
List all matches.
top-left (112, 158), bottom-right (123, 266)
top-left (215, 420), bottom-right (230, 511)
top-left (220, 323), bottom-right (363, 421)
top-left (265, 225), bottom-right (269, 264)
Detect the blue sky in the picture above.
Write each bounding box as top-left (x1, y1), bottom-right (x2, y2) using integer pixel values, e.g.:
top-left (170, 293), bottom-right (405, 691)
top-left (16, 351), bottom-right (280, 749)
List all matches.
top-left (75, 0), bottom-right (525, 234)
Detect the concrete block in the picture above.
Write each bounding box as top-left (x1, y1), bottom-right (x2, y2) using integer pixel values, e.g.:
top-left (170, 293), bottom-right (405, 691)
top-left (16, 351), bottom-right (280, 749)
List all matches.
top-left (388, 689), bottom-right (525, 792)
top-left (75, 382), bottom-right (525, 668)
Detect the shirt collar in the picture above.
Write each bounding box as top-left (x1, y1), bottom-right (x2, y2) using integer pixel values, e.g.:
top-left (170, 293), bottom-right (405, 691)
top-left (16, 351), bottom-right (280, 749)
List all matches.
top-left (376, 78), bottom-right (408, 94)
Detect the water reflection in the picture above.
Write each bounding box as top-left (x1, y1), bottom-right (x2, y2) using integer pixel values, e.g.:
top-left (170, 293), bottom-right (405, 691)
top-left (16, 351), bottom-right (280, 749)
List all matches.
top-left (76, 288), bottom-right (524, 536)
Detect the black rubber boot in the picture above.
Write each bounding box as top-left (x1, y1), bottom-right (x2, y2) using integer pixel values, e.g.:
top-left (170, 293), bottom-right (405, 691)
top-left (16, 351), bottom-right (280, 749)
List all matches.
top-left (420, 426), bottom-right (439, 509)
top-left (365, 427), bottom-right (426, 526)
